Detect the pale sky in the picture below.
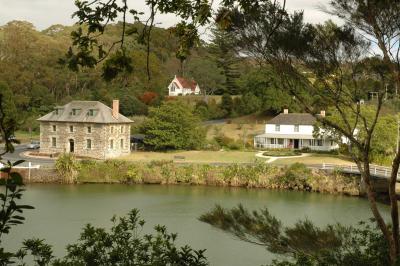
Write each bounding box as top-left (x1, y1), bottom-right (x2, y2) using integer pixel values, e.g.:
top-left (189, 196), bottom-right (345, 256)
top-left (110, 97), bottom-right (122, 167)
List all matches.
top-left (0, 0), bottom-right (337, 32)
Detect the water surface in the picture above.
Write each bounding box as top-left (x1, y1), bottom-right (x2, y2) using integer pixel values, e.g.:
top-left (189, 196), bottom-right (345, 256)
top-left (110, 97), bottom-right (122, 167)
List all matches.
top-left (5, 184), bottom-right (390, 265)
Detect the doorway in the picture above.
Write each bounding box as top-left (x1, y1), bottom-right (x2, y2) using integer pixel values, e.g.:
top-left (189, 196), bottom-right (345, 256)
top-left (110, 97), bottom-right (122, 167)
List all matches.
top-left (69, 139), bottom-right (74, 153)
top-left (294, 139), bottom-right (299, 149)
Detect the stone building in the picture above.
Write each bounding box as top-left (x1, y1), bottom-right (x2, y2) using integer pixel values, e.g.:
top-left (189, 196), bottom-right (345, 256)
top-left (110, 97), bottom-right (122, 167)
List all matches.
top-left (37, 100), bottom-right (133, 159)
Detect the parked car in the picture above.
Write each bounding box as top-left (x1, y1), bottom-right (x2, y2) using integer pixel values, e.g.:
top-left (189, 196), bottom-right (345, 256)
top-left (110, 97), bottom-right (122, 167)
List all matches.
top-left (27, 140), bottom-right (40, 149)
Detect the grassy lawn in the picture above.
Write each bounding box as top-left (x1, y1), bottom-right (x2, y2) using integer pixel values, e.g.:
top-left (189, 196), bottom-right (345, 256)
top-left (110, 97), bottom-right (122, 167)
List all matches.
top-left (15, 130), bottom-right (39, 143)
top-left (119, 150), bottom-right (260, 164)
top-left (271, 154), bottom-right (354, 166)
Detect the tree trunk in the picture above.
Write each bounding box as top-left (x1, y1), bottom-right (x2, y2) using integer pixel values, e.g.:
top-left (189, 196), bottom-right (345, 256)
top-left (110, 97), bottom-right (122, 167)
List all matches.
top-left (361, 159), bottom-right (397, 264)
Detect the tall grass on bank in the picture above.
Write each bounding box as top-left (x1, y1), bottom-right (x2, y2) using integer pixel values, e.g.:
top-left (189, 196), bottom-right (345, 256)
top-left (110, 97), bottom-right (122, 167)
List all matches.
top-left (76, 160), bottom-right (360, 196)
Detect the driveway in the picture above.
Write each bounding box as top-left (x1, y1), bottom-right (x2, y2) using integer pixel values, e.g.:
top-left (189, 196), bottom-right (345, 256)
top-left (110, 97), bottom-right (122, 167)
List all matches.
top-left (0, 144), bottom-right (55, 168)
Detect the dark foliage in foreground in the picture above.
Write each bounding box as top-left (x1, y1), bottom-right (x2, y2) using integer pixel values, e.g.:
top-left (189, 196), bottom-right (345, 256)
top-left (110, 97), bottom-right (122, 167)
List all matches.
top-left (200, 204), bottom-right (392, 265)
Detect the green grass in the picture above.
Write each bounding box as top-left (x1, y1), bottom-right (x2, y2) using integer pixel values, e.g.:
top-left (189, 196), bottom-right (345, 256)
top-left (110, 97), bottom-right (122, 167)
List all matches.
top-left (15, 130), bottom-right (39, 143)
top-left (119, 150), bottom-right (260, 164)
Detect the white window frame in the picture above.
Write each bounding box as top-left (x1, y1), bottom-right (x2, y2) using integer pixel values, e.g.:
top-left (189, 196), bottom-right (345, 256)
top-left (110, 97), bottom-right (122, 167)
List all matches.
top-left (275, 124), bottom-right (280, 132)
top-left (294, 125), bottom-right (299, 132)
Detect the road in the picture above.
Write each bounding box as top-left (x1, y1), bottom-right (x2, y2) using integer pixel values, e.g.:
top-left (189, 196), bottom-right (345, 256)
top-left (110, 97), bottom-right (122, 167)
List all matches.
top-left (0, 144), bottom-right (55, 168)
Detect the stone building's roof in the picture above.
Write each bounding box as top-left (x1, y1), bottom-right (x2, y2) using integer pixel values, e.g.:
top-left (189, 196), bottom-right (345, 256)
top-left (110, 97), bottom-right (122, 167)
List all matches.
top-left (37, 101), bottom-right (133, 124)
top-left (267, 113), bottom-right (316, 125)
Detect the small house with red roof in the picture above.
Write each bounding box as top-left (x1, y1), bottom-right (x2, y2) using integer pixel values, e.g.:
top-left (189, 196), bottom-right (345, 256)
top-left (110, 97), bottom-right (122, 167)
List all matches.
top-left (168, 75), bottom-right (201, 96)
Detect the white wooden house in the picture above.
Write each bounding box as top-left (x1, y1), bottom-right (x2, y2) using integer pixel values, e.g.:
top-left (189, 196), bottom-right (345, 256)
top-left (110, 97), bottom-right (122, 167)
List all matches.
top-left (254, 109), bottom-right (338, 151)
top-left (168, 75), bottom-right (201, 96)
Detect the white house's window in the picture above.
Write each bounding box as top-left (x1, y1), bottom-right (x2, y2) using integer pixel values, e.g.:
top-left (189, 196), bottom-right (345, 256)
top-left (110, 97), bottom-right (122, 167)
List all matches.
top-left (120, 139), bottom-right (124, 149)
top-left (275, 125), bottom-right (280, 132)
top-left (69, 125), bottom-right (74, 133)
top-left (317, 140), bottom-right (323, 146)
top-left (51, 137), bottom-right (56, 147)
top-left (52, 125), bottom-right (57, 132)
top-left (294, 125), bottom-right (299, 132)
top-left (110, 139), bottom-right (114, 149)
top-left (87, 126), bottom-right (92, 133)
top-left (278, 138), bottom-right (284, 145)
top-left (86, 139), bottom-right (92, 149)
top-left (270, 138), bottom-right (275, 144)
top-left (171, 84), bottom-right (175, 92)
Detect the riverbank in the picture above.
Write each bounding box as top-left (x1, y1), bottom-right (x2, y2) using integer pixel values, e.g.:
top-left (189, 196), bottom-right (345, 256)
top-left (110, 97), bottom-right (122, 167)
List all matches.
top-left (18, 160), bottom-right (361, 196)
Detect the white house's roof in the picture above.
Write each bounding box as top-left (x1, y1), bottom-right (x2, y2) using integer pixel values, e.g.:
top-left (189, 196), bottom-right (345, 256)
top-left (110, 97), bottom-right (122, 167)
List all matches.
top-left (37, 101), bottom-right (133, 124)
top-left (267, 113), bottom-right (316, 125)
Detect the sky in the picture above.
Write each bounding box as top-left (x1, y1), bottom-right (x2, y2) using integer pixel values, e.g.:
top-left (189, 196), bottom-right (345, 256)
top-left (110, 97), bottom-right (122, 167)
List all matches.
top-left (0, 0), bottom-right (338, 32)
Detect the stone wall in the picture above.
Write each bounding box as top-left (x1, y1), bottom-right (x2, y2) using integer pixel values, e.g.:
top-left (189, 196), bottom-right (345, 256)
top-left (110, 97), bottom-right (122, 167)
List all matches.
top-left (0, 168), bottom-right (62, 183)
top-left (40, 122), bottom-right (131, 159)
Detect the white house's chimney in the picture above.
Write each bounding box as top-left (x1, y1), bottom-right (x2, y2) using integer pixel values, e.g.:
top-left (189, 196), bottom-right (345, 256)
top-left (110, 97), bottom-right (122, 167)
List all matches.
top-left (320, 110), bottom-right (326, 117)
top-left (283, 109), bottom-right (289, 114)
top-left (112, 100), bottom-right (119, 119)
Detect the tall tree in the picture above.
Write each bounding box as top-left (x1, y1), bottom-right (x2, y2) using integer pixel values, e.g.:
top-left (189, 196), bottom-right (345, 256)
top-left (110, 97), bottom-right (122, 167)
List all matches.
top-left (208, 26), bottom-right (241, 94)
top-left (219, 0), bottom-right (400, 263)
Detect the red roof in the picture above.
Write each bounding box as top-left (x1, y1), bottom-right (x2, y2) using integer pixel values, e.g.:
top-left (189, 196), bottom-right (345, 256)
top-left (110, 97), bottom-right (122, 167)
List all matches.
top-left (176, 76), bottom-right (197, 91)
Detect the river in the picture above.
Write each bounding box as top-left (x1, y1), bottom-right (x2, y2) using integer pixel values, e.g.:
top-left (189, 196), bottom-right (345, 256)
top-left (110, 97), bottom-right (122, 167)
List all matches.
top-left (5, 184), bottom-right (390, 265)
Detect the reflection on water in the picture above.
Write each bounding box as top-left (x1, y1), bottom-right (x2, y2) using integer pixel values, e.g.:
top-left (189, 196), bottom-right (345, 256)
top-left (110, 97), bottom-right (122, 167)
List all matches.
top-left (4, 184), bottom-right (390, 266)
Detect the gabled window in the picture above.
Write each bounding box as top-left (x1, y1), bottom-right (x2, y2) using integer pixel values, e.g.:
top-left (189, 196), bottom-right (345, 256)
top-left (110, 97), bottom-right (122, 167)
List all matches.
top-left (275, 125), bottom-right (280, 132)
top-left (87, 109), bottom-right (94, 116)
top-left (294, 125), bottom-right (299, 132)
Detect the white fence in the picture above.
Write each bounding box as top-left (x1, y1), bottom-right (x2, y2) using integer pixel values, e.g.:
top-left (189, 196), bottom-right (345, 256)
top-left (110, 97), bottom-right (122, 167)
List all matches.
top-left (316, 163), bottom-right (399, 180)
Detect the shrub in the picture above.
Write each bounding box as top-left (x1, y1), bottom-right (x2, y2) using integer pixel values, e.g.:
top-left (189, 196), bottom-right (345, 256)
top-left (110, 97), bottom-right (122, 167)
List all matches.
top-left (263, 149), bottom-right (301, 157)
top-left (55, 153), bottom-right (80, 184)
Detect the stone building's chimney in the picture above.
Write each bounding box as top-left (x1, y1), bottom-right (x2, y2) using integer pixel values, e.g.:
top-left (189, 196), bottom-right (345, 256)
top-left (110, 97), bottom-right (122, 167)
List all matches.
top-left (320, 110), bottom-right (326, 117)
top-left (283, 108), bottom-right (289, 114)
top-left (112, 100), bottom-right (119, 119)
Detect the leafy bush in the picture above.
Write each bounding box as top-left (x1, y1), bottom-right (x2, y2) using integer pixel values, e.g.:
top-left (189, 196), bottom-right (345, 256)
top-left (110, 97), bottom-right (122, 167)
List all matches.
top-left (54, 209), bottom-right (208, 265)
top-left (55, 153), bottom-right (80, 184)
top-left (263, 149), bottom-right (301, 157)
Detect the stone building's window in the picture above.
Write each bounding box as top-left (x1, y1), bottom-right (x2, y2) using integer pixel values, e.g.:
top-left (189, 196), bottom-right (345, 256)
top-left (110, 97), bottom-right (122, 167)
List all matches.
top-left (86, 139), bottom-right (92, 149)
top-left (69, 125), bottom-right (74, 133)
top-left (51, 137), bottom-right (56, 147)
top-left (120, 139), bottom-right (124, 149)
top-left (110, 126), bottom-right (114, 134)
top-left (110, 139), bottom-right (114, 149)
top-left (52, 125), bottom-right (57, 132)
top-left (87, 126), bottom-right (92, 133)
top-left (88, 109), bottom-right (94, 116)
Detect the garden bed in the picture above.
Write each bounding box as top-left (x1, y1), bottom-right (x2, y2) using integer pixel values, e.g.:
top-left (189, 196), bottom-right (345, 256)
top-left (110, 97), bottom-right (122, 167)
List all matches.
top-left (262, 149), bottom-right (302, 157)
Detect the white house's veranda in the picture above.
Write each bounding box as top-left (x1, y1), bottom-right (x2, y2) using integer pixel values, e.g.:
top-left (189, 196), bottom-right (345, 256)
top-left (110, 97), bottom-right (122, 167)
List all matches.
top-left (254, 109), bottom-right (338, 151)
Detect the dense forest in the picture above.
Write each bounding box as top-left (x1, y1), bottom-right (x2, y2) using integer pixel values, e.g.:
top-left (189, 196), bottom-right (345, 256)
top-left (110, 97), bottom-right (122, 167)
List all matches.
top-left (0, 20), bottom-right (298, 132)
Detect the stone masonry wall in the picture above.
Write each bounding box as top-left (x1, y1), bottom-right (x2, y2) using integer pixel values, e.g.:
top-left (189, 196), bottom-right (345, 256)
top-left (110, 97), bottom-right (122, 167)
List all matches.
top-left (40, 122), bottom-right (131, 159)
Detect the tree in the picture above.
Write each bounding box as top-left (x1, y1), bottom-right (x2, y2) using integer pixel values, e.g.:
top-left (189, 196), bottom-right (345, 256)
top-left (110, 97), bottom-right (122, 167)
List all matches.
top-left (200, 205), bottom-right (390, 265)
top-left (220, 93), bottom-right (234, 117)
top-left (140, 100), bottom-right (205, 150)
top-left (66, 0), bottom-right (276, 81)
top-left (208, 26), bottom-right (241, 94)
top-left (224, 0), bottom-right (400, 263)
